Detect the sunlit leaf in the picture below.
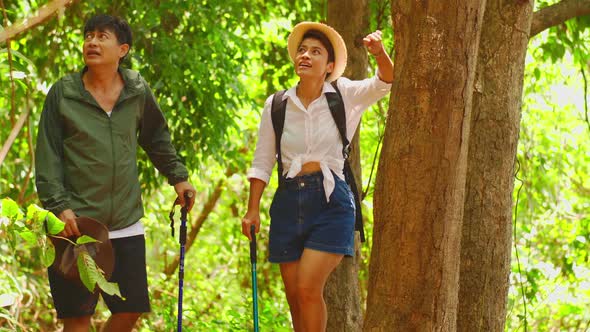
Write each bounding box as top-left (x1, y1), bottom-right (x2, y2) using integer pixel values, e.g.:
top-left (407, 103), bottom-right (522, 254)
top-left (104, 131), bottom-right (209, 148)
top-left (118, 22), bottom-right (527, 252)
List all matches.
top-left (18, 230), bottom-right (36, 245)
top-left (1, 198), bottom-right (23, 220)
top-left (26, 204), bottom-right (46, 225)
top-left (76, 235), bottom-right (100, 245)
top-left (45, 212), bottom-right (65, 235)
top-left (41, 242), bottom-right (56, 267)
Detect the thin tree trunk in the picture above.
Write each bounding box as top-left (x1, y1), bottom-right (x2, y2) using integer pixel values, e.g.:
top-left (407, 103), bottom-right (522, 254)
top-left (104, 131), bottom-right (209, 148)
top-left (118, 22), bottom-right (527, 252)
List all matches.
top-left (325, 1), bottom-right (369, 331)
top-left (164, 168), bottom-right (235, 276)
top-left (458, 0), bottom-right (590, 330)
top-left (365, 1), bottom-right (486, 331)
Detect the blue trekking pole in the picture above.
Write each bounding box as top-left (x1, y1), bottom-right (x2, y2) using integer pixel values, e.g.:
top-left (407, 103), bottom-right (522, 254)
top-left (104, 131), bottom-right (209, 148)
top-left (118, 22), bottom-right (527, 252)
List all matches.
top-left (250, 225), bottom-right (260, 332)
top-left (169, 191), bottom-right (192, 332)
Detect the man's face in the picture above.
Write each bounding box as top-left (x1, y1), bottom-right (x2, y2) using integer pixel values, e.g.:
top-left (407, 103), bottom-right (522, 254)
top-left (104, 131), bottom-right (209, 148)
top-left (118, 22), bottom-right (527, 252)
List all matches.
top-left (83, 28), bottom-right (129, 67)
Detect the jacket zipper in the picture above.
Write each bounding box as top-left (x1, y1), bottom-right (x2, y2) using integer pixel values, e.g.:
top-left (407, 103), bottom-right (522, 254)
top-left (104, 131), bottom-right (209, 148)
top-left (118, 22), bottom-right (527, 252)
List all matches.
top-left (108, 114), bottom-right (116, 226)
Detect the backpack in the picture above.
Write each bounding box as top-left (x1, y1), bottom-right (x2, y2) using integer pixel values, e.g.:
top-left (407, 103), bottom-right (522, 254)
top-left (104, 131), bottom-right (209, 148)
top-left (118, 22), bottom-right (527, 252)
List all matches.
top-left (270, 81), bottom-right (365, 242)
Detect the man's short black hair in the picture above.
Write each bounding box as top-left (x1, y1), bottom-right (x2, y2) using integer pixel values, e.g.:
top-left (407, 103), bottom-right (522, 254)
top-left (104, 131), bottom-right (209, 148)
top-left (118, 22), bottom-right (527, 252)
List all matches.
top-left (301, 29), bottom-right (335, 64)
top-left (84, 14), bottom-right (132, 64)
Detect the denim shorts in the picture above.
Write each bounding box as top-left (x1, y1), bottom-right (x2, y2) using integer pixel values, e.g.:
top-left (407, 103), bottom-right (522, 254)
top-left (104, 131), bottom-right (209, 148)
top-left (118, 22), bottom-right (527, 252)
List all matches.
top-left (268, 171), bottom-right (355, 263)
top-left (47, 235), bottom-right (151, 318)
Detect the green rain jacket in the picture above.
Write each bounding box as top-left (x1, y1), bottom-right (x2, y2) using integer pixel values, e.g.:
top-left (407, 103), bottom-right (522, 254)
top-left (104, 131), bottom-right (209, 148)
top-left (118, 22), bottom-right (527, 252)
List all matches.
top-left (35, 68), bottom-right (188, 231)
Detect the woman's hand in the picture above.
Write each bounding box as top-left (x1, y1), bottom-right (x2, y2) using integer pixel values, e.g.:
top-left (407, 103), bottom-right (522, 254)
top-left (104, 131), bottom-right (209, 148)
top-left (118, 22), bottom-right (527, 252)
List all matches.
top-left (363, 30), bottom-right (386, 57)
top-left (241, 210), bottom-right (260, 241)
top-left (363, 30), bottom-right (394, 83)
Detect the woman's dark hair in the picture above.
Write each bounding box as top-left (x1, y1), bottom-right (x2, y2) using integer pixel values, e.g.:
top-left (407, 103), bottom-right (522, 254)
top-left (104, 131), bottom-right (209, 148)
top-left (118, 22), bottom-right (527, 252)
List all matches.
top-left (84, 14), bottom-right (132, 64)
top-left (301, 29), bottom-right (335, 63)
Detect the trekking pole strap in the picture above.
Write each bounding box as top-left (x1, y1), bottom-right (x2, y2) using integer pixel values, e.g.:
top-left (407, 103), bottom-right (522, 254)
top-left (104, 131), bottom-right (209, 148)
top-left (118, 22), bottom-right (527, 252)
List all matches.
top-left (169, 191), bottom-right (193, 243)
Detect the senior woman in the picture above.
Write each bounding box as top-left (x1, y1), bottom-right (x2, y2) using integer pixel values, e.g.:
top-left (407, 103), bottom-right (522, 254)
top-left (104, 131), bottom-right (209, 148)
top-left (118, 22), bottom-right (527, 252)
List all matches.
top-left (242, 21), bottom-right (393, 331)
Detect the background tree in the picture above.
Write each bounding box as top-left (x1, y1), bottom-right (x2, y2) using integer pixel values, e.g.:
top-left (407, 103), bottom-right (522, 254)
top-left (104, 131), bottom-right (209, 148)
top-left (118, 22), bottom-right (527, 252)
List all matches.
top-left (458, 1), bottom-right (534, 331)
top-left (366, 1), bottom-right (486, 330)
top-left (367, 0), bottom-right (590, 331)
top-left (324, 1), bottom-right (369, 331)
top-left (459, 1), bottom-right (590, 331)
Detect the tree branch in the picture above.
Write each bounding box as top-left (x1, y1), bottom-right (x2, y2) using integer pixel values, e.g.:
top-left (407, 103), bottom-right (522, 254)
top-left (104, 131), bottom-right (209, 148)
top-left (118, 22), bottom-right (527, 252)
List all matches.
top-left (581, 64), bottom-right (590, 137)
top-left (0, 0), bottom-right (75, 44)
top-left (18, 88), bottom-right (34, 205)
top-left (0, 109), bottom-right (30, 166)
top-left (530, 0), bottom-right (590, 37)
top-left (164, 168), bottom-right (236, 276)
top-left (1, 0), bottom-right (16, 126)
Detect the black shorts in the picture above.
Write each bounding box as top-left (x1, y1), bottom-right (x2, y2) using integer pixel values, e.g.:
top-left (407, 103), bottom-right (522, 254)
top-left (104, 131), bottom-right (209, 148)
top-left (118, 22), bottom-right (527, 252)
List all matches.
top-left (48, 235), bottom-right (151, 319)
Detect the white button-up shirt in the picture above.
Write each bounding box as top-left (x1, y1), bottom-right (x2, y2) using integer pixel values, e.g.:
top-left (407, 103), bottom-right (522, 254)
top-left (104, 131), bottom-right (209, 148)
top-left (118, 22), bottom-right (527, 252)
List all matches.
top-left (247, 75), bottom-right (392, 201)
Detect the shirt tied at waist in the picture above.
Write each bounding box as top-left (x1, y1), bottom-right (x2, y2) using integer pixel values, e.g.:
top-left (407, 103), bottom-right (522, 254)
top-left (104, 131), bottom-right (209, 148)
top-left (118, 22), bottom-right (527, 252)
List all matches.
top-left (285, 155), bottom-right (337, 202)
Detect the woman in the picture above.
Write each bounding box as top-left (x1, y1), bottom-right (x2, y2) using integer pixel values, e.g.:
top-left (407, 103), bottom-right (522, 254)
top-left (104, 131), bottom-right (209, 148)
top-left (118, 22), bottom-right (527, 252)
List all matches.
top-left (242, 22), bottom-right (393, 331)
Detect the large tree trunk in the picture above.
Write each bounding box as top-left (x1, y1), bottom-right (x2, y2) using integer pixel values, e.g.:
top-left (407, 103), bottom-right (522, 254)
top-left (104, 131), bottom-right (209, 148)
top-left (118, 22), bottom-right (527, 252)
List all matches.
top-left (365, 1), bottom-right (486, 331)
top-left (325, 1), bottom-right (369, 331)
top-left (457, 2), bottom-right (534, 331)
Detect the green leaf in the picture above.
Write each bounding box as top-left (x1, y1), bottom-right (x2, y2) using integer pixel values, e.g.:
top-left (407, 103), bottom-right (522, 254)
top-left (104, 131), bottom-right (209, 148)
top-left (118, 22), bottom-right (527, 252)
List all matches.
top-left (76, 235), bottom-right (100, 245)
top-left (1, 198), bottom-right (23, 220)
top-left (77, 250), bottom-right (99, 293)
top-left (18, 230), bottom-right (36, 245)
top-left (97, 276), bottom-right (124, 299)
top-left (26, 204), bottom-right (42, 222)
top-left (41, 242), bottom-right (56, 267)
top-left (533, 67), bottom-right (541, 81)
top-left (45, 212), bottom-right (65, 235)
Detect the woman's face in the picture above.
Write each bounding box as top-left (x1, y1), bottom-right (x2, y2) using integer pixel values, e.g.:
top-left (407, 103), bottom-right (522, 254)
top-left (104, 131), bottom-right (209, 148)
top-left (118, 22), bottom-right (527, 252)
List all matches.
top-left (295, 37), bottom-right (334, 81)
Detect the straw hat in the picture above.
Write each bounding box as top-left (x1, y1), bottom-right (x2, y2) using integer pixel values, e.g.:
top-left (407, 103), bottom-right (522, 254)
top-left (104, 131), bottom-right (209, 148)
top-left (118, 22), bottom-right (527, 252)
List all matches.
top-left (287, 22), bottom-right (347, 82)
top-left (50, 216), bottom-right (114, 284)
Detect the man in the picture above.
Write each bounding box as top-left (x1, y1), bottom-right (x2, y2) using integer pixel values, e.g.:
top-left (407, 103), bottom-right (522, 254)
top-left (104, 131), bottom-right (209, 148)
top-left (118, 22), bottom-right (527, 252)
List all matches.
top-left (35, 14), bottom-right (195, 331)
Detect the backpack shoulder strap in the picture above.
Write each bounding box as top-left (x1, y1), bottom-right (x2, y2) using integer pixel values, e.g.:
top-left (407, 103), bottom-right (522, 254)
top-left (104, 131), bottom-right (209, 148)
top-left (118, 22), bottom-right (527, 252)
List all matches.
top-left (325, 80), bottom-right (366, 242)
top-left (270, 90), bottom-right (287, 184)
top-left (325, 80), bottom-right (350, 158)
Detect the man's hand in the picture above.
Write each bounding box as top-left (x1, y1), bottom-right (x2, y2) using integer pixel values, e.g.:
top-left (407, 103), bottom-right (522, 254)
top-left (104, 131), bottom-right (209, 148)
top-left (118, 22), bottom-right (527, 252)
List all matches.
top-left (174, 181), bottom-right (197, 212)
top-left (58, 209), bottom-right (80, 238)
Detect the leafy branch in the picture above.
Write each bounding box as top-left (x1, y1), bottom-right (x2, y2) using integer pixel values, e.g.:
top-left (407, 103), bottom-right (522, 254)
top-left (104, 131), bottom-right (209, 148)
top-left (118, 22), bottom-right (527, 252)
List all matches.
top-left (0, 198), bottom-right (122, 298)
top-left (0, 0), bottom-right (76, 44)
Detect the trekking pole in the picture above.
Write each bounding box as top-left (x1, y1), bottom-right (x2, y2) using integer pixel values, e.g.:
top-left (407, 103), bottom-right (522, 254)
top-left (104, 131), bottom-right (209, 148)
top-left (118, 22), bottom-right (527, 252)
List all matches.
top-left (176, 191), bottom-right (192, 332)
top-left (250, 225), bottom-right (260, 332)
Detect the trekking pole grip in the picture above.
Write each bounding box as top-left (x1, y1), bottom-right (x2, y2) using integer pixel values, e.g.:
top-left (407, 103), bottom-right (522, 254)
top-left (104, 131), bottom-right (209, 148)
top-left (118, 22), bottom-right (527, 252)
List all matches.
top-left (181, 191), bottom-right (193, 214)
top-left (179, 191), bottom-right (192, 245)
top-left (250, 225), bottom-right (257, 263)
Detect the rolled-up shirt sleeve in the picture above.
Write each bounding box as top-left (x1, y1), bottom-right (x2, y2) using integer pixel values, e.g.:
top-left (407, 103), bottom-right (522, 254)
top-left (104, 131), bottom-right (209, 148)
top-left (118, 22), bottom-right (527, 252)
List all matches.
top-left (336, 74), bottom-right (392, 139)
top-left (247, 96), bottom-right (276, 184)
top-left (337, 74), bottom-right (391, 115)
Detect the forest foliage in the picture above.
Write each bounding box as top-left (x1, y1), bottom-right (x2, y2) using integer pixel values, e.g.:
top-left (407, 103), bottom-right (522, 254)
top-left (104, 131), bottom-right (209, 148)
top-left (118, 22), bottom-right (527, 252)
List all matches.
top-left (0, 0), bottom-right (588, 331)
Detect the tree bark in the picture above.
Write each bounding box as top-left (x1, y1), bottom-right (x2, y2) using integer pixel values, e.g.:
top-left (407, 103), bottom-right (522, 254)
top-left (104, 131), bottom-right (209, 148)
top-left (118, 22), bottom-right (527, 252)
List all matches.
top-left (530, 0), bottom-right (590, 37)
top-left (457, 1), bottom-right (534, 331)
top-left (325, 1), bottom-right (369, 331)
top-left (365, 1), bottom-right (486, 331)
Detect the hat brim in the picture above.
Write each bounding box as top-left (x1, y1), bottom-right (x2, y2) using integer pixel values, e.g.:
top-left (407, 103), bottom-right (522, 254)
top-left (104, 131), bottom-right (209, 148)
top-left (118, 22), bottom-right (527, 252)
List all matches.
top-left (287, 22), bottom-right (347, 82)
top-left (50, 216), bottom-right (114, 285)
